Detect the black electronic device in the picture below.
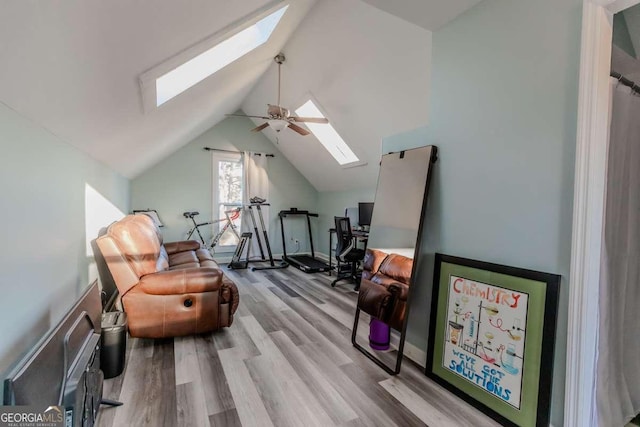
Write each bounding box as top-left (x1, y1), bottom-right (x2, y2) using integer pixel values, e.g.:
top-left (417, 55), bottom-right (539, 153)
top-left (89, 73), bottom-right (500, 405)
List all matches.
top-left (2, 281), bottom-right (116, 426)
top-left (100, 311), bottom-right (127, 379)
top-left (279, 209), bottom-right (331, 273)
top-left (62, 332), bottom-right (102, 427)
top-left (92, 230), bottom-right (128, 382)
top-left (358, 202), bottom-right (374, 227)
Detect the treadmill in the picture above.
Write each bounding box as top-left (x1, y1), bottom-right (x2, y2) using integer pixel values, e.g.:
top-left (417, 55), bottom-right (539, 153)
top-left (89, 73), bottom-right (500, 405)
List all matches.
top-left (279, 209), bottom-right (331, 273)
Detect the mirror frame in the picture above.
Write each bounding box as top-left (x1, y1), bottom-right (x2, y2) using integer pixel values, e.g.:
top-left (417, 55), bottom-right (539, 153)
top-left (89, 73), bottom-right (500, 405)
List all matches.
top-left (351, 145), bottom-right (438, 375)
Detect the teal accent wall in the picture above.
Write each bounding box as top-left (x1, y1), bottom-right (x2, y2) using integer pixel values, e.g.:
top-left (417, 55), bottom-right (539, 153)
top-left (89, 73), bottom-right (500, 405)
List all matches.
top-left (384, 0), bottom-right (581, 425)
top-left (0, 102), bottom-right (130, 388)
top-left (131, 115), bottom-right (318, 256)
top-left (316, 188), bottom-right (376, 259)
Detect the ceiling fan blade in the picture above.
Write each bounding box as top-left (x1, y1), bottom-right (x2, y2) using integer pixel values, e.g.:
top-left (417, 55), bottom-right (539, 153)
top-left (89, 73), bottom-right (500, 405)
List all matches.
top-left (292, 116), bottom-right (329, 124)
top-left (251, 122), bottom-right (269, 133)
top-left (226, 113), bottom-right (270, 120)
top-left (288, 123), bottom-right (310, 136)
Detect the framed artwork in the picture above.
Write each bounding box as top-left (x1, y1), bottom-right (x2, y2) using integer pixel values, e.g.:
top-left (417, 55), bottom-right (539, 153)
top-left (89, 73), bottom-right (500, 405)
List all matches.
top-left (426, 254), bottom-right (560, 427)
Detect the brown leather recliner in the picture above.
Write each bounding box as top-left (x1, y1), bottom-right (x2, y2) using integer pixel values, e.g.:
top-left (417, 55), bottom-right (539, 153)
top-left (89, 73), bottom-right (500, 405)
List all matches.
top-left (96, 214), bottom-right (239, 338)
top-left (357, 249), bottom-right (413, 330)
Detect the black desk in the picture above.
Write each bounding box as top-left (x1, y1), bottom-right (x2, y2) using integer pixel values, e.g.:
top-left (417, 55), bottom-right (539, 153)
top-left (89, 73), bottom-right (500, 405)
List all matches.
top-left (328, 228), bottom-right (369, 275)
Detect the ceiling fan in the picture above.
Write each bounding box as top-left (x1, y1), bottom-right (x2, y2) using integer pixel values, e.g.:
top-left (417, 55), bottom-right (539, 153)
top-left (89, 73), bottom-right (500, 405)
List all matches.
top-left (227, 53), bottom-right (328, 136)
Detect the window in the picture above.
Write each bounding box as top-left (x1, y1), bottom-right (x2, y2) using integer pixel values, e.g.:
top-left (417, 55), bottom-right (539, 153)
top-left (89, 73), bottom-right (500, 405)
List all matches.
top-left (295, 99), bottom-right (360, 166)
top-left (155, 4), bottom-right (289, 106)
top-left (212, 153), bottom-right (243, 251)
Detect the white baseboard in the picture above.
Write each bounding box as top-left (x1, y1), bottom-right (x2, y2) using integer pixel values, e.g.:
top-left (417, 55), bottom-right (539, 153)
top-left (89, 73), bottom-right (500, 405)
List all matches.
top-left (389, 331), bottom-right (427, 368)
top-left (403, 341), bottom-right (427, 368)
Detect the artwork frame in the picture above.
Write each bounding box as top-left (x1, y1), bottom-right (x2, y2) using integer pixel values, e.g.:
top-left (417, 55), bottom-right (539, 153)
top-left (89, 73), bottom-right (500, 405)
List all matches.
top-left (426, 254), bottom-right (560, 427)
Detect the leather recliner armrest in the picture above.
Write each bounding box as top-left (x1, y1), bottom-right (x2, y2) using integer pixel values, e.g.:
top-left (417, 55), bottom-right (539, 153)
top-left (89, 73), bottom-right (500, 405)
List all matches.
top-left (164, 240), bottom-right (202, 255)
top-left (357, 278), bottom-right (392, 320)
top-left (138, 268), bottom-right (222, 295)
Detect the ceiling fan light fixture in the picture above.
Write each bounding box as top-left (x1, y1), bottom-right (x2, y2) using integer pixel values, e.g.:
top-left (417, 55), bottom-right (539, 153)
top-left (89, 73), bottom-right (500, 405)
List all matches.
top-left (268, 119), bottom-right (289, 132)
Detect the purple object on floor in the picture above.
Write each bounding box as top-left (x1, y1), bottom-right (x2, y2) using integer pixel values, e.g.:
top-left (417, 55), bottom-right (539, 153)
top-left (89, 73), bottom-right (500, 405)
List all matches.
top-left (369, 318), bottom-right (390, 350)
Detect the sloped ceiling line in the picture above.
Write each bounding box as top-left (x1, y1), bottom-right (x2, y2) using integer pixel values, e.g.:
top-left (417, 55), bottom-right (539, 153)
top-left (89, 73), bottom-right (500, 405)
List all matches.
top-left (0, 0), bottom-right (481, 182)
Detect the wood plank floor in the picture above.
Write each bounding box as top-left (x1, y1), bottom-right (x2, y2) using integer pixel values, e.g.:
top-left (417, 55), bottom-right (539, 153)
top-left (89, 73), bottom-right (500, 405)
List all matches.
top-left (97, 265), bottom-right (500, 427)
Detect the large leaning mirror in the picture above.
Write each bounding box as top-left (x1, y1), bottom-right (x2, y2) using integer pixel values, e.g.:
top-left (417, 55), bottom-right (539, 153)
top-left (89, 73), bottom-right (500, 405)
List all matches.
top-left (352, 145), bottom-right (438, 375)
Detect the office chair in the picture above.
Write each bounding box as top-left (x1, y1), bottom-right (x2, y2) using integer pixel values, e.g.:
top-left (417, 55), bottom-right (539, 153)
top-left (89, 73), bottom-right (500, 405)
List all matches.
top-left (332, 216), bottom-right (365, 289)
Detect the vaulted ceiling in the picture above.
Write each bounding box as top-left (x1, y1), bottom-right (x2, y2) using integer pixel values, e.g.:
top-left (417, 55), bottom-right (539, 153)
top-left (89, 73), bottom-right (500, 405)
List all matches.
top-left (240, 0), bottom-right (432, 192)
top-left (0, 0), bottom-right (316, 177)
top-left (0, 0), bottom-right (481, 189)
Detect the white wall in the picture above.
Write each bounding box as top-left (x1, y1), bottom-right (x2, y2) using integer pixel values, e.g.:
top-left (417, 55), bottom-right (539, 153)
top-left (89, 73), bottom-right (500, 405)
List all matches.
top-left (242, 0), bottom-right (432, 192)
top-left (131, 115), bottom-right (319, 255)
top-left (0, 102), bottom-right (130, 386)
top-left (383, 0), bottom-right (582, 425)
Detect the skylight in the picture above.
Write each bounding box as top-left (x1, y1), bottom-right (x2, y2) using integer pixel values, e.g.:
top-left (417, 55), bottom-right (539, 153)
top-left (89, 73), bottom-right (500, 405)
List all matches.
top-left (295, 100), bottom-right (360, 166)
top-left (155, 5), bottom-right (289, 106)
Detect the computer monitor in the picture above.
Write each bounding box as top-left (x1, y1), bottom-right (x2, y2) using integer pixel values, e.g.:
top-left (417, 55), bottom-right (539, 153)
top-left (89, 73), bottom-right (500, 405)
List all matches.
top-left (358, 202), bottom-right (374, 227)
top-left (3, 281), bottom-right (102, 407)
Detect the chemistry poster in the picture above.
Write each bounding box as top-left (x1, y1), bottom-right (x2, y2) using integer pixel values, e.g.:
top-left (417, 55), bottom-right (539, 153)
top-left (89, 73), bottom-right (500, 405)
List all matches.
top-left (442, 275), bottom-right (528, 409)
top-left (426, 254), bottom-right (561, 427)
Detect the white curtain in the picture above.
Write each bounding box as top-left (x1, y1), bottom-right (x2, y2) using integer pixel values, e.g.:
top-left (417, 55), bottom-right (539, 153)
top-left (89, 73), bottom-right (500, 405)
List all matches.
top-left (595, 79), bottom-right (640, 426)
top-left (242, 152), bottom-right (270, 257)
